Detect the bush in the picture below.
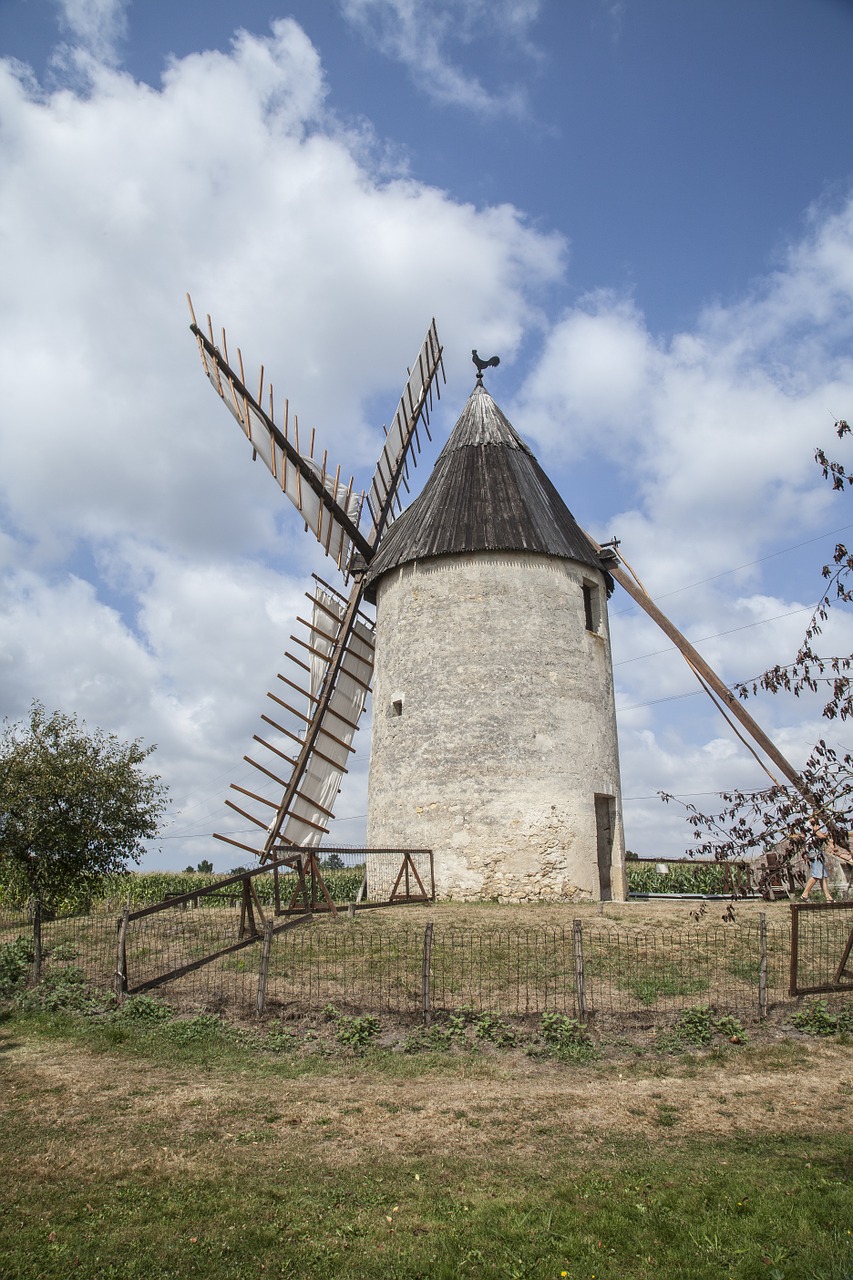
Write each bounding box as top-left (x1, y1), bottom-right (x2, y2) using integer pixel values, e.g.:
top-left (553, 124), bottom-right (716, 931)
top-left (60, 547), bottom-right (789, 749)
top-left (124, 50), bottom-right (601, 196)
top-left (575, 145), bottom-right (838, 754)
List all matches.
top-left (0, 936), bottom-right (33, 997)
top-left (16, 966), bottom-right (100, 1013)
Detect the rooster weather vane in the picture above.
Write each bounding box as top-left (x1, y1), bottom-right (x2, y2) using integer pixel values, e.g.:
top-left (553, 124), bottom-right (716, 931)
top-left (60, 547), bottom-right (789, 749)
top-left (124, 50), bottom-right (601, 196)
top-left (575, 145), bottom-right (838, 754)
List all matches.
top-left (472, 349), bottom-right (500, 384)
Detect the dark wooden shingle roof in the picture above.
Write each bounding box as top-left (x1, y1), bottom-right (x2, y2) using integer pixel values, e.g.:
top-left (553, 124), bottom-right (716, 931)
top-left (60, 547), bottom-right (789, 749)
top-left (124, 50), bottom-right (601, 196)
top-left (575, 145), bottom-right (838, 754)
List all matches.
top-left (363, 383), bottom-right (604, 600)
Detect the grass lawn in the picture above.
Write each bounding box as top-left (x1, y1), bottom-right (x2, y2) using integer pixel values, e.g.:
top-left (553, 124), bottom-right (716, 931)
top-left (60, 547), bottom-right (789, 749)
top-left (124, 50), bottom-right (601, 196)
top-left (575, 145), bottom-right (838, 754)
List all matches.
top-left (1, 1000), bottom-right (852, 1279)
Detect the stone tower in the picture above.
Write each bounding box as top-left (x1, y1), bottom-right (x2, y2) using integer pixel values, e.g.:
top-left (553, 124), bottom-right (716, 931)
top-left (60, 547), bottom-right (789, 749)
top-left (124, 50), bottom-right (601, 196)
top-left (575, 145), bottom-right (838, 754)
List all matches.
top-left (363, 381), bottom-right (626, 902)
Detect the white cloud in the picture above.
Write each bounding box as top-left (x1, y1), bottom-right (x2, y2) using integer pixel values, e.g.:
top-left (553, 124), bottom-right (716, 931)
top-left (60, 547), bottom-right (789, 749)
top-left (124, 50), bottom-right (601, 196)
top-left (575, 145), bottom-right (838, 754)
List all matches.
top-left (0, 17), bottom-right (565, 868)
top-left (53, 0), bottom-right (129, 67)
top-left (340, 0), bottom-right (543, 116)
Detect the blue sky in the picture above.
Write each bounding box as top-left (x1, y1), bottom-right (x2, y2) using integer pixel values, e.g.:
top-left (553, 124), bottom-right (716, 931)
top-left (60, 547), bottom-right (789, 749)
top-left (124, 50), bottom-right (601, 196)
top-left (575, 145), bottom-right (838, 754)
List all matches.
top-left (1, 0), bottom-right (852, 868)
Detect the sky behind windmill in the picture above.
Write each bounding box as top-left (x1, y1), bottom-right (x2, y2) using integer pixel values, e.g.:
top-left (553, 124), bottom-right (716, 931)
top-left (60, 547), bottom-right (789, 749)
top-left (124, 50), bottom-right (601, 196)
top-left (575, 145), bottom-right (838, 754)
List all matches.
top-left (2, 0), bottom-right (853, 869)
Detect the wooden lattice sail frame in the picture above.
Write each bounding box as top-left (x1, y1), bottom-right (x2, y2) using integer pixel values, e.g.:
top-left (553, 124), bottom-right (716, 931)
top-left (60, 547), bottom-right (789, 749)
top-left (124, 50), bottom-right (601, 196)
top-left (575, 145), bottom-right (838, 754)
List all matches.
top-left (187, 298), bottom-right (444, 861)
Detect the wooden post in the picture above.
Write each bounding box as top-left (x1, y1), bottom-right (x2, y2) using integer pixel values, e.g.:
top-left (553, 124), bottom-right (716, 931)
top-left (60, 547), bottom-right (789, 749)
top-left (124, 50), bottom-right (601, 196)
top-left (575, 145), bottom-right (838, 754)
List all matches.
top-left (789, 903), bottom-right (800, 997)
top-left (256, 920), bottom-right (274, 1016)
top-left (572, 919), bottom-right (587, 1020)
top-left (758, 911), bottom-right (768, 1018)
top-left (422, 922), bottom-right (434, 1026)
top-left (115, 907), bottom-right (130, 1002)
top-left (605, 559), bottom-right (811, 801)
top-left (31, 898), bottom-right (42, 985)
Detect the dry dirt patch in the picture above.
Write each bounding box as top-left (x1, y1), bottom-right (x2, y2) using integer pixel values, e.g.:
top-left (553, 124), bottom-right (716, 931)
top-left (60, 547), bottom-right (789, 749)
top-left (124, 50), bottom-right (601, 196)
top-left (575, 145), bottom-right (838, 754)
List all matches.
top-left (3, 1032), bottom-right (852, 1178)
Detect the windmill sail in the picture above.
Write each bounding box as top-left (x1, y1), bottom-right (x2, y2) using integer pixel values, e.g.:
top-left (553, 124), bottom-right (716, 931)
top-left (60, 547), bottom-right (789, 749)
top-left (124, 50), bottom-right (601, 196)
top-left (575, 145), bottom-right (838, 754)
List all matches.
top-left (190, 316), bottom-right (371, 570)
top-left (190, 301), bottom-right (443, 862)
top-left (215, 577), bottom-right (375, 858)
top-left (273, 582), bottom-right (374, 849)
top-left (366, 319), bottom-right (444, 541)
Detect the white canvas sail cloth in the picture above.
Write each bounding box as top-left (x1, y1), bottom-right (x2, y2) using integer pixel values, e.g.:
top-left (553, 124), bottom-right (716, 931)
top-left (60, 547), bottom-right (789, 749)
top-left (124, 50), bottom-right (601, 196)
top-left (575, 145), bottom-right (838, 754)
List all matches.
top-left (279, 588), bottom-right (374, 847)
top-left (198, 342), bottom-right (363, 569)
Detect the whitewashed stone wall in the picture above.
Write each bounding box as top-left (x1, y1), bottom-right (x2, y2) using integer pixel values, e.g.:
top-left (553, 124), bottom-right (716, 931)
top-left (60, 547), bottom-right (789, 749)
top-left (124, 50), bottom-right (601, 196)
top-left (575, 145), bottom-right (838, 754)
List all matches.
top-left (366, 551), bottom-right (627, 902)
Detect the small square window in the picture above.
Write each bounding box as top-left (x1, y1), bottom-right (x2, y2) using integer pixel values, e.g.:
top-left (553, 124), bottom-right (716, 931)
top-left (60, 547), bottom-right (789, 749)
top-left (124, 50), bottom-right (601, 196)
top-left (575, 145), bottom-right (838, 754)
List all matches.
top-left (390, 698), bottom-right (403, 717)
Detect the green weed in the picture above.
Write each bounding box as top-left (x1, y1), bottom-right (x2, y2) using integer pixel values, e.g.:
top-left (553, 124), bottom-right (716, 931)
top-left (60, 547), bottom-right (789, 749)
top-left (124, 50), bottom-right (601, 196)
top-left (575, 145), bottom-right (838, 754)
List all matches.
top-left (658, 1007), bottom-right (750, 1052)
top-left (114, 994), bottom-right (175, 1023)
top-left (472, 1011), bottom-right (516, 1047)
top-left (791, 999), bottom-right (853, 1037)
top-left (538, 1010), bottom-right (597, 1061)
top-left (323, 1004), bottom-right (382, 1051)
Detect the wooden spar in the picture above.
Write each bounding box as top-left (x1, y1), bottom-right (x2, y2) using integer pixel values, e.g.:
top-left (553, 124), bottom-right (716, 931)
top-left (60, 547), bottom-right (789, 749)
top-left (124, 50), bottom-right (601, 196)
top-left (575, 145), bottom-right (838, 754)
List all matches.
top-left (277, 673), bottom-right (320, 703)
top-left (265, 691), bottom-right (356, 751)
top-left (259, 714), bottom-right (348, 770)
top-left (189, 325), bottom-right (373, 561)
top-left (252, 734), bottom-right (299, 767)
top-left (262, 574), bottom-right (366, 859)
top-left (605, 555), bottom-right (811, 800)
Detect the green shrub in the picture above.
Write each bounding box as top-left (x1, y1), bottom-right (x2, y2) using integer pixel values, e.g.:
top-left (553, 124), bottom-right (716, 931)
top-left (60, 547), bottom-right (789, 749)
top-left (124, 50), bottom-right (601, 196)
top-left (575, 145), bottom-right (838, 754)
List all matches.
top-left (0, 936), bottom-right (33, 996)
top-left (661, 1006), bottom-right (751, 1051)
top-left (334, 1013), bottom-right (382, 1051)
top-left (714, 1014), bottom-right (749, 1044)
top-left (16, 966), bottom-right (100, 1013)
top-left (49, 941), bottom-right (80, 962)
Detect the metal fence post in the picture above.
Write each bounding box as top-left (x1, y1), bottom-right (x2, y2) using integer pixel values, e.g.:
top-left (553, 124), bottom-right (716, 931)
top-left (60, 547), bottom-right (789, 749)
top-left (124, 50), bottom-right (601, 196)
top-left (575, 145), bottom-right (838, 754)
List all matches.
top-left (572, 919), bottom-right (587, 1021)
top-left (758, 911), bottom-right (767, 1018)
top-left (256, 920), bottom-right (274, 1016)
top-left (115, 907), bottom-right (130, 1002)
top-left (422, 922), bottom-right (434, 1025)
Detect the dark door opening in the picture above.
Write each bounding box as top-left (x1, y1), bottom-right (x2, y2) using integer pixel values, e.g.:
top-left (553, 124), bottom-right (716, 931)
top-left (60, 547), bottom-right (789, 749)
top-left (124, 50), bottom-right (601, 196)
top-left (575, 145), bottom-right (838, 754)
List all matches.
top-left (594, 794), bottom-right (615, 901)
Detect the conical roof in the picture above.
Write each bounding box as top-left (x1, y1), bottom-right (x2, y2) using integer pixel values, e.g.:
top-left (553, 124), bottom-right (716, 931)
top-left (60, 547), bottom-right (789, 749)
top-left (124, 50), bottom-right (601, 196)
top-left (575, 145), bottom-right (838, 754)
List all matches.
top-left (363, 383), bottom-right (605, 601)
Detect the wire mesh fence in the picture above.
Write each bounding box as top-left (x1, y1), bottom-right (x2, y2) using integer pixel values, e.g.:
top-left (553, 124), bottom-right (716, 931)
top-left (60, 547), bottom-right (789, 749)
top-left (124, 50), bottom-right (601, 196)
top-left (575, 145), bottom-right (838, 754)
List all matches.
top-left (5, 902), bottom-right (850, 1024)
top-left (790, 902), bottom-right (853, 995)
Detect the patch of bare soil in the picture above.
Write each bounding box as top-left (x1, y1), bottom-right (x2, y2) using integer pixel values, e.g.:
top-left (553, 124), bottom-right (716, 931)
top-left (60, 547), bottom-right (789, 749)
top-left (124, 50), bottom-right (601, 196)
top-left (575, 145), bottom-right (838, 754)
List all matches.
top-left (3, 1031), bottom-right (852, 1179)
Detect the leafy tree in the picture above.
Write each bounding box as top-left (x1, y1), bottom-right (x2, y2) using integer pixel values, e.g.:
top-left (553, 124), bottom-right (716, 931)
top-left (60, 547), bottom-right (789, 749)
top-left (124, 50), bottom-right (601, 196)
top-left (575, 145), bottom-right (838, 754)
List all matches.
top-left (323, 852), bottom-right (345, 871)
top-left (196, 859), bottom-right (214, 874)
top-left (0, 702), bottom-right (169, 912)
top-left (667, 421), bottom-right (853, 877)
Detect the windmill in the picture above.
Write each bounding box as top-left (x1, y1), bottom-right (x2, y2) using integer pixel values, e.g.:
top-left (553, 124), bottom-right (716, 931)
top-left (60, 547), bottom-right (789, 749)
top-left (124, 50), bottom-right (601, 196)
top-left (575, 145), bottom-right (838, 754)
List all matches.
top-left (188, 300), bottom-right (817, 904)
top-left (187, 298), bottom-right (445, 883)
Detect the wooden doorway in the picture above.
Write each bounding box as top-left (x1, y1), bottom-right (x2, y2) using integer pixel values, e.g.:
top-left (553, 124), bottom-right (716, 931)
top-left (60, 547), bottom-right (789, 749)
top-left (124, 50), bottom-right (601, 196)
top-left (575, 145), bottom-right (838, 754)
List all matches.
top-left (594, 794), bottom-right (615, 901)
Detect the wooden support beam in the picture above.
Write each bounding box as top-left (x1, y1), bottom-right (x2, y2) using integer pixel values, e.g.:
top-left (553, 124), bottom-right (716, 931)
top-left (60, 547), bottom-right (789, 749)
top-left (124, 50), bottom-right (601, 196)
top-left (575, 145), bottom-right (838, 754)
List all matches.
top-left (606, 556), bottom-right (810, 800)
